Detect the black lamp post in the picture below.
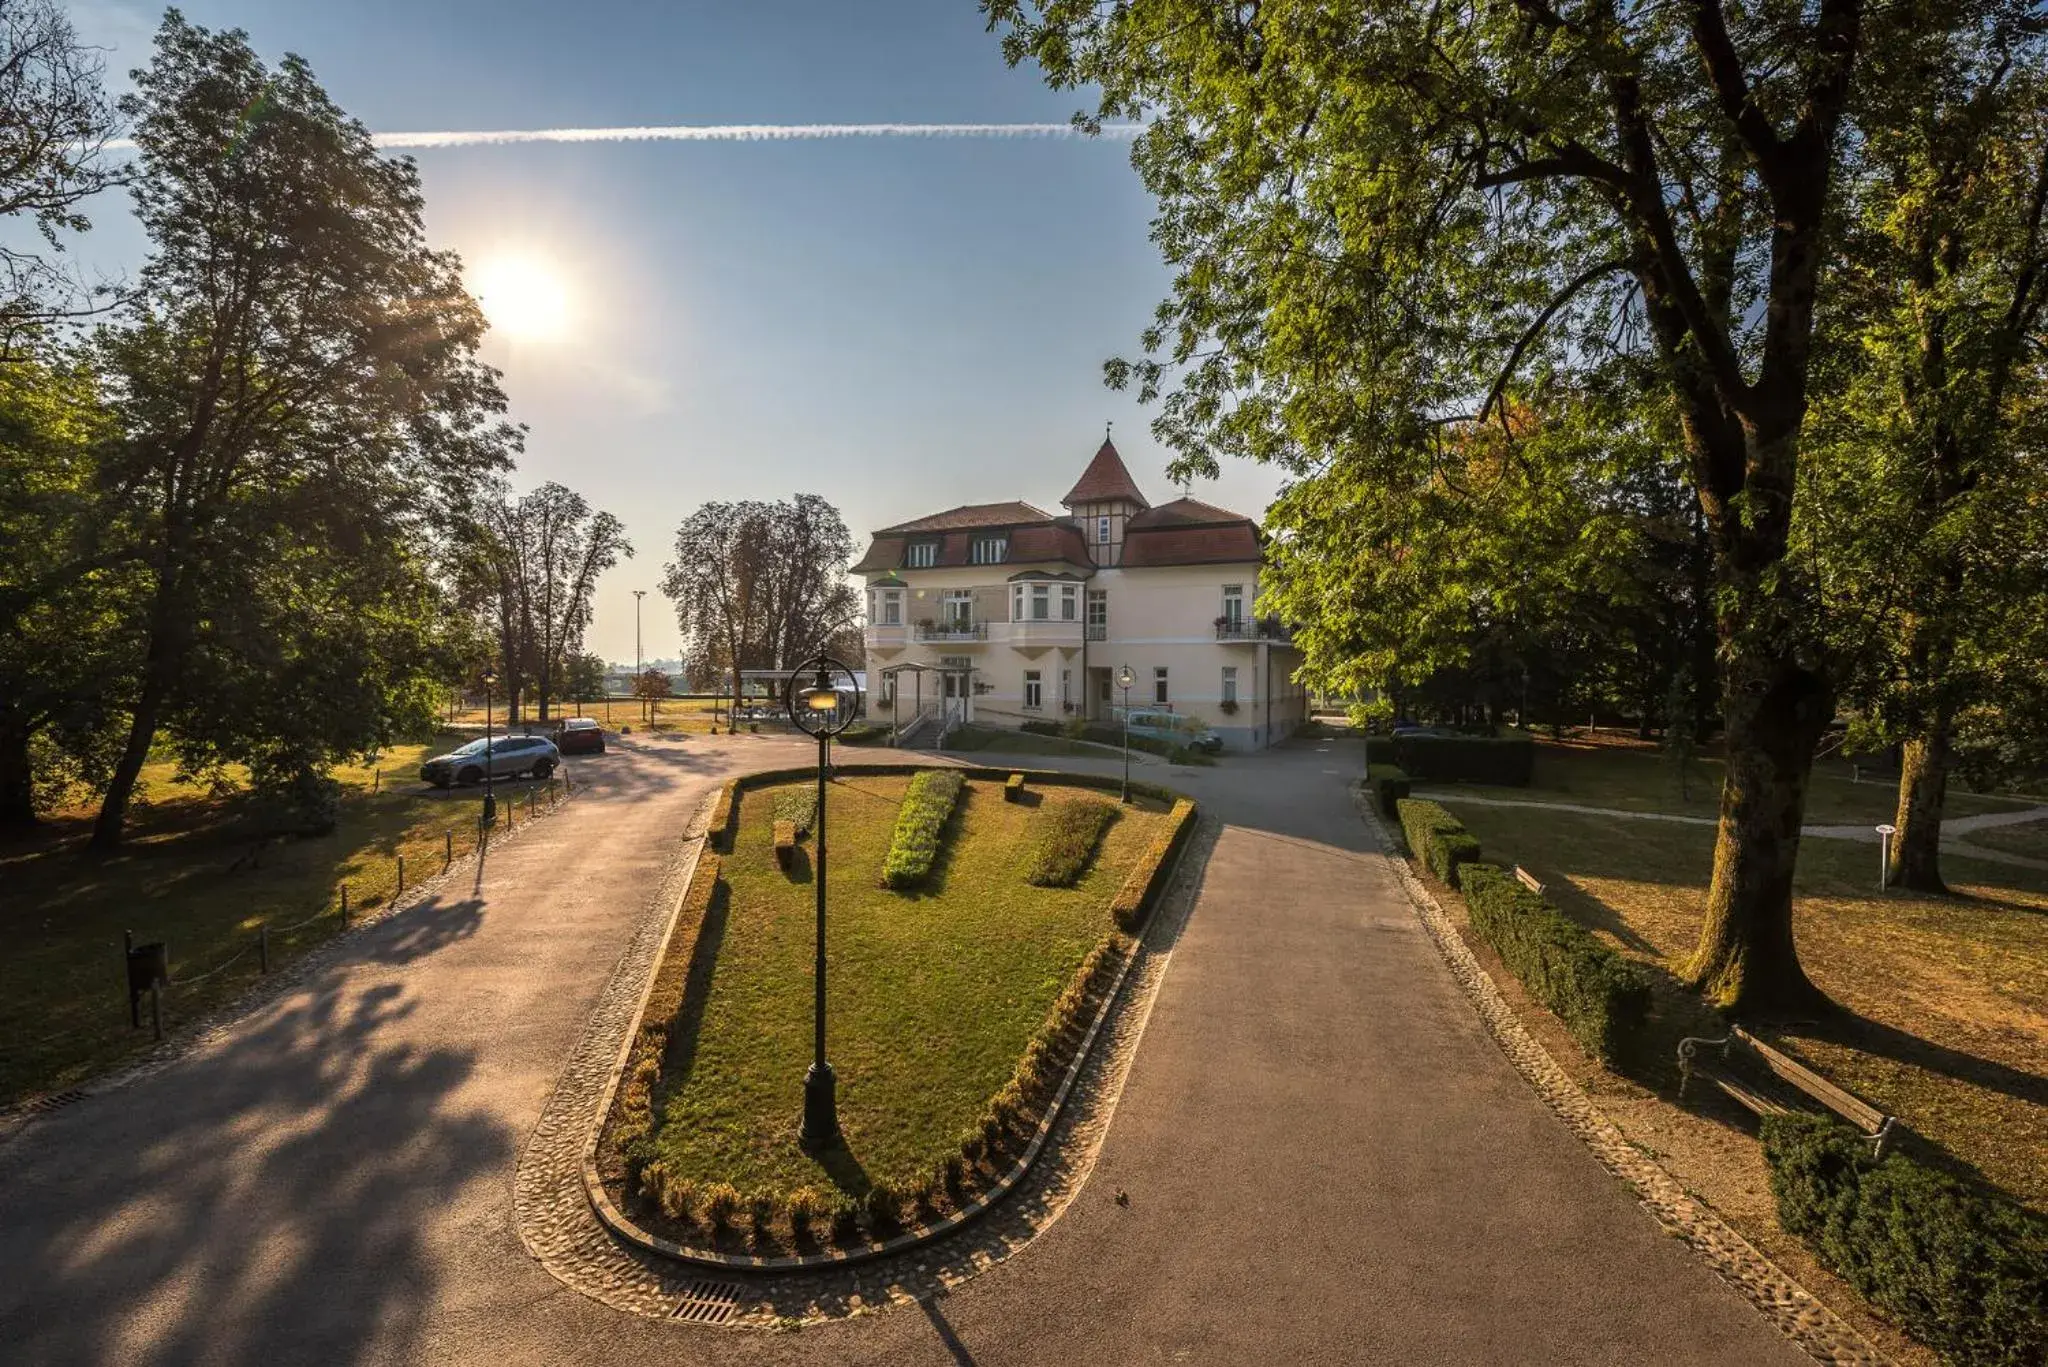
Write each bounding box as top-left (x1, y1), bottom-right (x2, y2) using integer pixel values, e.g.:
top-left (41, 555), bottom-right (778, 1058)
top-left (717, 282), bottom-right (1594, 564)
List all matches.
top-left (787, 653), bottom-right (861, 1149)
top-left (481, 667), bottom-right (499, 826)
top-left (1116, 663), bottom-right (1136, 803)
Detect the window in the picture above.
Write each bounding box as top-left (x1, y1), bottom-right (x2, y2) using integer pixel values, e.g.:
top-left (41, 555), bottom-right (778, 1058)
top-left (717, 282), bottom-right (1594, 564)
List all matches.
top-left (1222, 666), bottom-right (1238, 705)
top-left (1154, 666), bottom-right (1170, 705)
top-left (1086, 590), bottom-right (1107, 628)
top-left (1031, 584), bottom-right (1050, 620)
top-left (907, 541), bottom-right (937, 569)
top-left (1023, 670), bottom-right (1043, 710)
top-left (882, 590), bottom-right (902, 626)
top-left (1060, 668), bottom-right (1071, 708)
top-left (971, 535), bottom-right (1008, 565)
top-left (1011, 584), bottom-right (1024, 621)
top-left (1060, 585), bottom-right (1078, 621)
top-left (1097, 515), bottom-right (1111, 544)
top-left (942, 590), bottom-right (973, 626)
top-left (1222, 584), bottom-right (1245, 625)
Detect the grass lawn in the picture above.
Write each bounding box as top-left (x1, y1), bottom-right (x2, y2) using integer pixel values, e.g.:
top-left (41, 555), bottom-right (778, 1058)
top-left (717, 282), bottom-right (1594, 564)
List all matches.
top-left (644, 773), bottom-right (1169, 1204)
top-left (445, 695), bottom-right (729, 733)
top-left (0, 734), bottom-right (561, 1106)
top-left (1954, 816), bottom-right (2048, 863)
top-left (1438, 797), bottom-right (2048, 1212)
top-left (939, 724), bottom-right (1113, 759)
top-left (1413, 731), bottom-right (2034, 825)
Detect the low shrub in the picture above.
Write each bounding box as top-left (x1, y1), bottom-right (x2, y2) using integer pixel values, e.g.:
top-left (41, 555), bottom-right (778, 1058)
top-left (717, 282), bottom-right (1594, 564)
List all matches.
top-left (1367, 764), bottom-right (1411, 818)
top-left (836, 723), bottom-right (889, 746)
top-left (862, 1181), bottom-right (902, 1235)
top-left (748, 1192), bottom-right (777, 1250)
top-left (702, 1181), bottom-right (742, 1234)
top-left (1388, 733), bottom-right (1535, 785)
top-left (785, 1186), bottom-right (827, 1244)
top-left (829, 1194), bottom-right (863, 1244)
top-left (1004, 772), bottom-right (1026, 802)
top-left (771, 785), bottom-right (817, 835)
top-left (1110, 798), bottom-right (1198, 932)
top-left (1020, 719), bottom-right (1063, 736)
top-left (879, 768), bottom-right (966, 889)
top-left (1762, 1112), bottom-right (2048, 1367)
top-left (707, 782), bottom-right (738, 850)
top-left (772, 819), bottom-right (797, 871)
top-left (1023, 796), bottom-right (1120, 887)
top-left (1457, 862), bottom-right (1650, 1063)
top-left (1395, 798), bottom-right (1481, 885)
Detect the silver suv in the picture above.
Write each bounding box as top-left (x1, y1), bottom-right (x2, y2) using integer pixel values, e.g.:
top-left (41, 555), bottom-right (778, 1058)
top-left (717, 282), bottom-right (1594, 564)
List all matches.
top-left (420, 735), bottom-right (561, 788)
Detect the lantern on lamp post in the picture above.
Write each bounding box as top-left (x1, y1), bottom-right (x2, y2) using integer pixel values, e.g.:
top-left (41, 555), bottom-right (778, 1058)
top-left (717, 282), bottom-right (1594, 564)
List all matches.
top-left (1116, 663), bottom-right (1137, 803)
top-left (786, 654), bottom-right (861, 1148)
top-left (481, 667), bottom-right (499, 826)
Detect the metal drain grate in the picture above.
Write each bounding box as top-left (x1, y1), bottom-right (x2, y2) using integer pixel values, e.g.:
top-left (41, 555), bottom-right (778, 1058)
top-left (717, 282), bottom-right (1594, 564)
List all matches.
top-left (25, 1089), bottom-right (88, 1114)
top-left (671, 1278), bottom-right (741, 1325)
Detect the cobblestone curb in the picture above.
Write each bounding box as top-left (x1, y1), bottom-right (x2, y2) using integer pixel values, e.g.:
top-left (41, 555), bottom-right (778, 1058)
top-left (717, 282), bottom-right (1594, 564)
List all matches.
top-left (0, 783), bottom-right (579, 1145)
top-left (512, 785), bottom-right (1217, 1326)
top-left (1350, 784), bottom-right (1890, 1367)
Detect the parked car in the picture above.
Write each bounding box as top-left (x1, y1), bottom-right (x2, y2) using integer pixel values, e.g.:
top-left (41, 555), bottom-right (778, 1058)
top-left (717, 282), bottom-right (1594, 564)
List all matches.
top-left (1122, 708), bottom-right (1224, 754)
top-left (419, 735), bottom-right (561, 788)
top-left (552, 717), bottom-right (606, 755)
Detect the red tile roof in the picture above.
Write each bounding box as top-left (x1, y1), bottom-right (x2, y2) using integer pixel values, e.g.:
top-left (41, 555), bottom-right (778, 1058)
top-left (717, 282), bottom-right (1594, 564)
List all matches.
top-left (852, 519), bottom-right (1094, 574)
top-left (1127, 497), bottom-right (1244, 530)
top-left (877, 501), bottom-right (1051, 534)
top-left (1121, 498), bottom-right (1262, 567)
top-left (1061, 439), bottom-right (1150, 508)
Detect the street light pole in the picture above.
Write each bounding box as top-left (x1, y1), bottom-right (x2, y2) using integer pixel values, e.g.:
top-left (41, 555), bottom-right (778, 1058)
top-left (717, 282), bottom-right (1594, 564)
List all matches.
top-left (789, 653), bottom-right (859, 1149)
top-left (1116, 663), bottom-right (1136, 803)
top-left (482, 668), bottom-right (499, 826)
top-left (633, 589), bottom-right (647, 722)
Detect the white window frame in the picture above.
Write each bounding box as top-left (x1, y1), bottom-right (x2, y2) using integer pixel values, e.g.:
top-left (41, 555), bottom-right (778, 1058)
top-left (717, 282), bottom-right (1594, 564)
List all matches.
top-left (1222, 666), bottom-right (1238, 705)
top-left (1023, 670), bottom-right (1043, 710)
top-left (1060, 668), bottom-right (1072, 708)
top-left (882, 590), bottom-right (902, 626)
top-left (942, 589), bottom-right (973, 626)
top-left (1086, 590), bottom-right (1107, 628)
top-left (1097, 515), bottom-right (1111, 544)
top-left (1060, 585), bottom-right (1078, 621)
top-left (1030, 584), bottom-right (1050, 621)
top-left (1222, 584), bottom-right (1245, 625)
top-left (907, 542), bottom-right (937, 569)
top-left (1154, 666), bottom-right (1170, 705)
top-left (972, 535), bottom-right (1008, 565)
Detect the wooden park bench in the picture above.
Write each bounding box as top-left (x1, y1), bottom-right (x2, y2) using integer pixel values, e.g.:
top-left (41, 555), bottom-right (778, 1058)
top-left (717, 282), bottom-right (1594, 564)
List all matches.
top-left (1677, 1024), bottom-right (1899, 1158)
top-left (1514, 864), bottom-right (1545, 896)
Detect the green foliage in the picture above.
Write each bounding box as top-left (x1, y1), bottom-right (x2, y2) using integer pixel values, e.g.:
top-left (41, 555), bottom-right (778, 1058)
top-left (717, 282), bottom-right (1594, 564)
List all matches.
top-left (1762, 1113), bottom-right (2048, 1367)
top-left (835, 723), bottom-right (889, 746)
top-left (1457, 863), bottom-right (1650, 1063)
top-left (1022, 797), bottom-right (1120, 888)
top-left (1394, 799), bottom-right (1482, 886)
top-left (879, 768), bottom-right (965, 890)
top-left (1388, 735), bottom-right (1535, 785)
top-left (1367, 764), bottom-right (1411, 818)
top-left (1110, 797), bottom-right (1197, 932)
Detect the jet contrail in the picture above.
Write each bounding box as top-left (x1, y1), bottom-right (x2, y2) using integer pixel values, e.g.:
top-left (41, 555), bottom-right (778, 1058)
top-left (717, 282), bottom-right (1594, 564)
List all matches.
top-left (105, 122), bottom-right (1144, 152)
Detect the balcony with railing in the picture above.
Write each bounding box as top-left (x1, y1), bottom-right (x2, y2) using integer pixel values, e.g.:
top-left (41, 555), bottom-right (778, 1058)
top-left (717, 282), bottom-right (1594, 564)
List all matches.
top-left (865, 621), bottom-right (908, 648)
top-left (1009, 616), bottom-right (1084, 649)
top-left (914, 620), bottom-right (988, 644)
top-left (1215, 615), bottom-right (1291, 643)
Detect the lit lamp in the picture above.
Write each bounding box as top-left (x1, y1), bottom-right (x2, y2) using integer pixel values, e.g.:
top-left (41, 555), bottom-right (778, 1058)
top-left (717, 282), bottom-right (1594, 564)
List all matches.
top-left (786, 653), bottom-right (861, 1148)
top-left (481, 667), bottom-right (500, 826)
top-left (1116, 663), bottom-right (1137, 803)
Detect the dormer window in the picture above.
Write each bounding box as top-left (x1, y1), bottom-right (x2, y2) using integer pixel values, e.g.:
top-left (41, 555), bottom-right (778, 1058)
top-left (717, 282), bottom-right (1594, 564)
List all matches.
top-left (906, 541), bottom-right (938, 569)
top-left (971, 535), bottom-right (1008, 565)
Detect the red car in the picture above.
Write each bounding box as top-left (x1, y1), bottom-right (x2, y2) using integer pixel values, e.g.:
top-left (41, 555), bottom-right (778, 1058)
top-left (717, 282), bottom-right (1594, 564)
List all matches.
top-left (552, 717), bottom-right (606, 755)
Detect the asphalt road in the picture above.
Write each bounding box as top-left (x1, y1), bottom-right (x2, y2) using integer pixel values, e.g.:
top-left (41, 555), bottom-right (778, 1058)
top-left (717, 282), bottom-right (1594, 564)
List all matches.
top-left (0, 734), bottom-right (1808, 1366)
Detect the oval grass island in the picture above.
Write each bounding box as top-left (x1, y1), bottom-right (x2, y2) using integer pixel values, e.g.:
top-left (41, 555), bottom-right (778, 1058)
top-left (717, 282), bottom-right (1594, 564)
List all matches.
top-left (587, 764), bottom-right (1197, 1268)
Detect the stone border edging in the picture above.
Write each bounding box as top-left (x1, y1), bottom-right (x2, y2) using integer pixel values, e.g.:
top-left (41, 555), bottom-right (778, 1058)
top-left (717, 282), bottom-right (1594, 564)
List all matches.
top-left (1350, 783), bottom-right (1892, 1367)
top-left (578, 766), bottom-right (1196, 1273)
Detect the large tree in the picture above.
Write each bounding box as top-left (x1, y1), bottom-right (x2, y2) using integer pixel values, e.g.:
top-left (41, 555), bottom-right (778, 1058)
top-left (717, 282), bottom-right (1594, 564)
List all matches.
top-left (1804, 36), bottom-right (2048, 890)
top-left (989, 0), bottom-right (2024, 1012)
top-left (660, 494), bottom-right (859, 712)
top-left (86, 14), bottom-right (517, 850)
top-left (456, 481), bottom-right (630, 724)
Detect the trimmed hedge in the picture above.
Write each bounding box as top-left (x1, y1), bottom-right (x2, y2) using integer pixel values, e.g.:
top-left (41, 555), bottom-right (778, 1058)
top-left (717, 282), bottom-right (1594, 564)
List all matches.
top-left (1020, 720), bottom-right (1063, 736)
top-left (772, 785), bottom-right (817, 836)
top-left (835, 723), bottom-right (889, 746)
top-left (1367, 764), bottom-right (1411, 818)
top-left (1110, 797), bottom-right (1198, 932)
top-left (879, 768), bottom-right (966, 889)
top-left (1457, 862), bottom-right (1650, 1062)
top-left (1763, 1112), bottom-right (2048, 1367)
top-left (1395, 798), bottom-right (1482, 887)
top-left (772, 819), bottom-right (797, 870)
top-left (1022, 796), bottom-right (1120, 887)
top-left (1388, 734), bottom-right (1535, 785)
top-left (1004, 772), bottom-right (1026, 802)
top-left (707, 781), bottom-right (739, 851)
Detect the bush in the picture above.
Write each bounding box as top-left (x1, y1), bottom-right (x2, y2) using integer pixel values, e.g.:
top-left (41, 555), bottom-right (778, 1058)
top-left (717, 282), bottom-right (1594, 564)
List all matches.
top-left (785, 1186), bottom-right (826, 1244)
top-left (1110, 797), bottom-right (1198, 932)
top-left (1457, 862), bottom-right (1650, 1062)
top-left (1388, 733), bottom-right (1535, 785)
top-left (1762, 1113), bottom-right (2048, 1367)
top-left (1367, 764), bottom-right (1411, 818)
top-left (1020, 719), bottom-right (1063, 736)
top-left (1023, 797), bottom-right (1120, 887)
top-left (1395, 798), bottom-right (1482, 885)
top-left (771, 785), bottom-right (818, 835)
top-left (707, 782), bottom-right (738, 850)
top-left (879, 768), bottom-right (965, 889)
top-left (702, 1181), bottom-right (742, 1234)
top-left (1004, 772), bottom-right (1026, 802)
top-left (836, 722), bottom-right (889, 746)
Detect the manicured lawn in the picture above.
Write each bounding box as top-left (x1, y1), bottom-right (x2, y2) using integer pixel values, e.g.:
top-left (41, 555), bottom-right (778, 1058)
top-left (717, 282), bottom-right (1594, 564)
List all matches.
top-left (938, 724), bottom-right (1108, 758)
top-left (1438, 798), bottom-right (2048, 1212)
top-left (1410, 730), bottom-right (2032, 825)
top-left (1954, 816), bottom-right (2048, 863)
top-left (645, 773), bottom-right (1169, 1202)
top-left (446, 695), bottom-right (728, 733)
top-left (0, 734), bottom-right (562, 1106)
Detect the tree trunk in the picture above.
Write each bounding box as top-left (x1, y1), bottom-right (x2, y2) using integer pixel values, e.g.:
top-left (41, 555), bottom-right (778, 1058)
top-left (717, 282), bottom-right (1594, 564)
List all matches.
top-left (0, 713), bottom-right (37, 829)
top-left (90, 668), bottom-right (171, 853)
top-left (1683, 653), bottom-right (1832, 1015)
top-left (1890, 712), bottom-right (1952, 892)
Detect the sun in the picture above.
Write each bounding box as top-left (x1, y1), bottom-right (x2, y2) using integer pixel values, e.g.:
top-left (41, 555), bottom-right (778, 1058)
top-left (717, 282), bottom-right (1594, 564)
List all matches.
top-left (471, 253), bottom-right (570, 341)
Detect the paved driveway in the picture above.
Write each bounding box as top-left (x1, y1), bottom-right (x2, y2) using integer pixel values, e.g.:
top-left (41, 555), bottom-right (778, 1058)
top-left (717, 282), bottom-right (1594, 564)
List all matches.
top-left (0, 735), bottom-right (1808, 1366)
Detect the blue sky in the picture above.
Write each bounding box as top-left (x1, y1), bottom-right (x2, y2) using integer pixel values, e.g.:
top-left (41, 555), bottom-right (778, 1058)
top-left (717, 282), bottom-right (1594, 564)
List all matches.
top-left (61, 0), bottom-right (1286, 664)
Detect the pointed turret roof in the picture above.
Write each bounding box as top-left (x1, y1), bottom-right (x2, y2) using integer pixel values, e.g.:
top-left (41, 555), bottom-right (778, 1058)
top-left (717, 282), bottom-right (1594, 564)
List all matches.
top-left (1061, 437), bottom-right (1150, 508)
